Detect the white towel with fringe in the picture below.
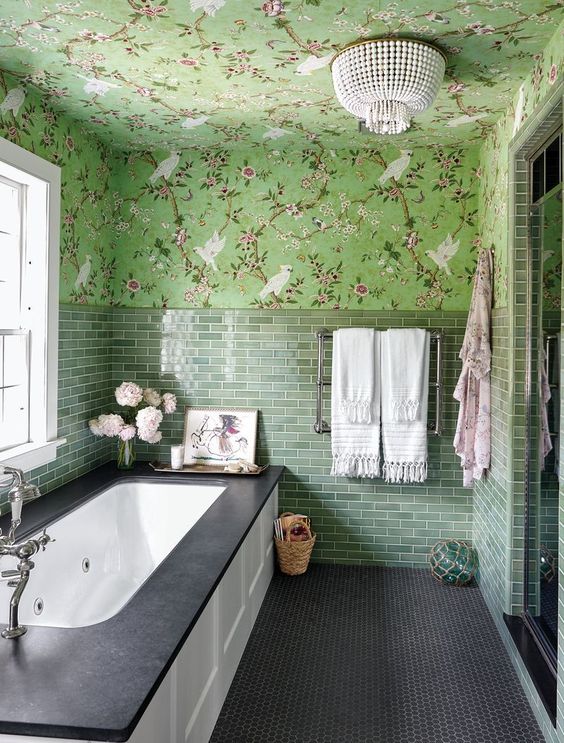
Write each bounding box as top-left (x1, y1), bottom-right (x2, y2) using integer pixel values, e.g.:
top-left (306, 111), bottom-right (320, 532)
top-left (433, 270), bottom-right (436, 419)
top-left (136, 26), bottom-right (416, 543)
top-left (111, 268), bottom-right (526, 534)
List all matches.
top-left (331, 329), bottom-right (380, 478)
top-left (381, 329), bottom-right (430, 483)
top-left (332, 328), bottom-right (376, 424)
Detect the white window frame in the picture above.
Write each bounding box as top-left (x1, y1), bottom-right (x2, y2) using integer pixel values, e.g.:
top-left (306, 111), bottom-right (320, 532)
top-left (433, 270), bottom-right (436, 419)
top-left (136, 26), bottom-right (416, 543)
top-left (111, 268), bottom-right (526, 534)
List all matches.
top-left (0, 136), bottom-right (65, 473)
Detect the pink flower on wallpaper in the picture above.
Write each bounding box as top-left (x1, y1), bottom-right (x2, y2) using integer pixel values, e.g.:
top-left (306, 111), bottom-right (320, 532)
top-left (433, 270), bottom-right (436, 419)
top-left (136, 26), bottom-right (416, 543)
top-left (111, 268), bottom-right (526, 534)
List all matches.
top-left (388, 187), bottom-right (400, 198)
top-left (354, 283), bottom-right (369, 297)
top-left (549, 64), bottom-right (558, 85)
top-left (406, 231), bottom-right (419, 249)
top-left (285, 203), bottom-right (302, 218)
top-left (466, 22), bottom-right (495, 34)
top-left (136, 87), bottom-right (153, 97)
top-left (239, 232), bottom-right (256, 244)
top-left (64, 214), bottom-right (74, 225)
top-left (159, 186), bottom-right (170, 196)
top-left (127, 279), bottom-right (141, 292)
top-left (262, 0), bottom-right (284, 16)
top-left (241, 166), bottom-right (256, 179)
top-left (307, 41), bottom-right (322, 52)
top-left (448, 83), bottom-right (465, 94)
top-left (137, 5), bottom-right (167, 16)
top-left (178, 58), bottom-right (199, 66)
top-left (176, 228), bottom-right (187, 246)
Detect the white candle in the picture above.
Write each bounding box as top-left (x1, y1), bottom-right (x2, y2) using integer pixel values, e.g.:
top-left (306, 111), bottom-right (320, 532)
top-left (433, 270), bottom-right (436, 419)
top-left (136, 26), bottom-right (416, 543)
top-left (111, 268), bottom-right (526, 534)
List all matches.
top-left (171, 445), bottom-right (185, 470)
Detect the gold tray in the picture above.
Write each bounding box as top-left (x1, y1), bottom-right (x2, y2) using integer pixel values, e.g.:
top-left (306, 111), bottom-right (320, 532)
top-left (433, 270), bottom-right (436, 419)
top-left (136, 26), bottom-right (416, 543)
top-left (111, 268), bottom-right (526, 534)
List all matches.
top-left (149, 461), bottom-right (269, 476)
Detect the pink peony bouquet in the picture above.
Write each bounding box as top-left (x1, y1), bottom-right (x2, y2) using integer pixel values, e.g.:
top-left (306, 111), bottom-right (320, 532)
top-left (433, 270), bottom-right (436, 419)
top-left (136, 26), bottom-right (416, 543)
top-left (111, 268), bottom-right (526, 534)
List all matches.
top-left (89, 382), bottom-right (177, 445)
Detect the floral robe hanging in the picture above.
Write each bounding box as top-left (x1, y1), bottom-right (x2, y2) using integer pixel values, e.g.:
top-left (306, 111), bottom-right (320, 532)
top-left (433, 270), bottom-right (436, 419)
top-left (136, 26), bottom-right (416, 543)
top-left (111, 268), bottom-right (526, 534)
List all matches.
top-left (453, 248), bottom-right (493, 488)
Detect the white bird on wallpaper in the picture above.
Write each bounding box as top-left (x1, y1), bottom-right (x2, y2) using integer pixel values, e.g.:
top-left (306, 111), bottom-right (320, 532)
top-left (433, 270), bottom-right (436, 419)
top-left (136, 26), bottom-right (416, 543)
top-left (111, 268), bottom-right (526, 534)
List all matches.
top-left (259, 265), bottom-right (293, 301)
top-left (378, 150), bottom-right (412, 185)
top-left (78, 76), bottom-right (120, 97)
top-left (149, 151), bottom-right (181, 183)
top-left (512, 84), bottom-right (525, 137)
top-left (75, 255), bottom-right (92, 289)
top-left (181, 115), bottom-right (209, 129)
top-left (425, 234), bottom-right (460, 275)
top-left (445, 113), bottom-right (487, 128)
top-left (194, 231), bottom-right (226, 271)
top-left (295, 54), bottom-right (333, 76)
top-left (0, 87), bottom-right (25, 117)
top-left (190, 0), bottom-right (225, 16)
top-left (263, 127), bottom-right (289, 140)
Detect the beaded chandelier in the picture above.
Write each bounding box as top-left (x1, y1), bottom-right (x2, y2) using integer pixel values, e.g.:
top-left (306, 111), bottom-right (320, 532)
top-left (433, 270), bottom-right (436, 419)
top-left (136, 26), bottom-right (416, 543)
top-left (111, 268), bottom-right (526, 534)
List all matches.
top-left (331, 38), bottom-right (446, 135)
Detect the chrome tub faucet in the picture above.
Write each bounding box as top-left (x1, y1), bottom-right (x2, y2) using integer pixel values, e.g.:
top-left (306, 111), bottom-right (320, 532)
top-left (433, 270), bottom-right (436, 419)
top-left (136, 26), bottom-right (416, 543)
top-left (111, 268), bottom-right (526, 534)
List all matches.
top-left (0, 465), bottom-right (52, 639)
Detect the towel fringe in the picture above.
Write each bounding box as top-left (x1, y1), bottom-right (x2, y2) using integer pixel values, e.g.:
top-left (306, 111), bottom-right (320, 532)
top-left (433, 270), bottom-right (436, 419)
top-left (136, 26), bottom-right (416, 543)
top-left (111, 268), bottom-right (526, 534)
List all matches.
top-left (331, 452), bottom-right (380, 478)
top-left (382, 460), bottom-right (427, 484)
top-left (340, 398), bottom-right (372, 424)
top-left (391, 398), bottom-right (420, 422)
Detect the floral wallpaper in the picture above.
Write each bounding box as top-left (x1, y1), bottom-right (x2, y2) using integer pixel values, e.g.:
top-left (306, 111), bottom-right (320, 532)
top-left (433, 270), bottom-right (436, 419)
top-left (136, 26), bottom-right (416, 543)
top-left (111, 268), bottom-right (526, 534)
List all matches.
top-left (0, 69), bottom-right (118, 304)
top-left (108, 141), bottom-right (480, 310)
top-left (478, 18), bottom-right (563, 308)
top-left (0, 1), bottom-right (562, 152)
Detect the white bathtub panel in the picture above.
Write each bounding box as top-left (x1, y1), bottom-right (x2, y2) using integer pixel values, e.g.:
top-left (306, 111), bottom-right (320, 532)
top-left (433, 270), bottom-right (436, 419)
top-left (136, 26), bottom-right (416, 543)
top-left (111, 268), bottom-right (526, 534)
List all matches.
top-left (176, 591), bottom-right (219, 743)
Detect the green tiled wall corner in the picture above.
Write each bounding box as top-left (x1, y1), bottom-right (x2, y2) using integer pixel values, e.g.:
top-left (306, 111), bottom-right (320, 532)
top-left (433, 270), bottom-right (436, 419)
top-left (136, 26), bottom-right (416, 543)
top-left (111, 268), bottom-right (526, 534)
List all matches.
top-left (111, 307), bottom-right (473, 567)
top-left (0, 305), bottom-right (114, 513)
top-left (472, 309), bottom-right (515, 614)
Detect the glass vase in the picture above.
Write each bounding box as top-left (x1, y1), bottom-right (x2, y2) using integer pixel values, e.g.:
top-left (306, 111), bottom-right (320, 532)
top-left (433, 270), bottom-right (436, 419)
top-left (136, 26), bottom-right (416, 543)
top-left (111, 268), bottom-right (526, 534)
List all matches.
top-left (117, 438), bottom-right (136, 470)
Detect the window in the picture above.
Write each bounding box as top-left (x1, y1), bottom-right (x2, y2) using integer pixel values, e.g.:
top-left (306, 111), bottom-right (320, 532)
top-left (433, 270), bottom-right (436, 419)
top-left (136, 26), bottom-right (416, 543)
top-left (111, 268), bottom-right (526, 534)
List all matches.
top-left (0, 138), bottom-right (63, 472)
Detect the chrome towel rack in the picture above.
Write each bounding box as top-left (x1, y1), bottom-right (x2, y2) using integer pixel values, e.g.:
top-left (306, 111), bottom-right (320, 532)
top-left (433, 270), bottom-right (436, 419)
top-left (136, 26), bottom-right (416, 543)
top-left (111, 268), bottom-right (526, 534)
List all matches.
top-left (314, 328), bottom-right (443, 436)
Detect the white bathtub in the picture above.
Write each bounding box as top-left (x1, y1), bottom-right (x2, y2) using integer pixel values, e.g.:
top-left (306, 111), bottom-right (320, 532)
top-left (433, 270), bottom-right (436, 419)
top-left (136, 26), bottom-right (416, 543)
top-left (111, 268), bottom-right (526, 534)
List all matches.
top-left (0, 480), bottom-right (225, 628)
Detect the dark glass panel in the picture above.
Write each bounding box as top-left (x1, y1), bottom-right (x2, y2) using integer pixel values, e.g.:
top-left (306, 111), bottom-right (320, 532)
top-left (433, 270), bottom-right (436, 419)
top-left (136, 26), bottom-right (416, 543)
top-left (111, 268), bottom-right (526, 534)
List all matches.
top-left (532, 151), bottom-right (544, 203)
top-left (545, 135), bottom-right (561, 193)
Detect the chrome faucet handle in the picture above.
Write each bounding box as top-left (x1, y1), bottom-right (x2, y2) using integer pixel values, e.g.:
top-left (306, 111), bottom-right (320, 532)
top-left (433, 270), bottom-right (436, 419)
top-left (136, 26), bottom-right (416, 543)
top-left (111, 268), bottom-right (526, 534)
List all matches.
top-left (38, 530), bottom-right (53, 550)
top-left (0, 570), bottom-right (20, 580)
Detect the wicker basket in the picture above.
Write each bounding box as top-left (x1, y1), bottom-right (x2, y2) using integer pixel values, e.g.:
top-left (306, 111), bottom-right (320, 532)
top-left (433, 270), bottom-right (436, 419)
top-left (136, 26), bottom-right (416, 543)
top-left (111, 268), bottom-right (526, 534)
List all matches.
top-left (275, 513), bottom-right (316, 576)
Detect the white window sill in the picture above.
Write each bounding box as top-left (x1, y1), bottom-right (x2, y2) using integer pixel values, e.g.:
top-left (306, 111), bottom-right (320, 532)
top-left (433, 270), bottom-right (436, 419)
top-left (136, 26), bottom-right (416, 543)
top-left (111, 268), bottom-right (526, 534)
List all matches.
top-left (0, 438), bottom-right (66, 480)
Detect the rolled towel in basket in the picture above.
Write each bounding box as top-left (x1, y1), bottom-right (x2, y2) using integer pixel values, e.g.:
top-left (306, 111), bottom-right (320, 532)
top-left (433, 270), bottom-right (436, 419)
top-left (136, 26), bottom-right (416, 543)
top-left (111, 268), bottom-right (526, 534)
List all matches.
top-left (381, 329), bottom-right (430, 483)
top-left (331, 329), bottom-right (381, 478)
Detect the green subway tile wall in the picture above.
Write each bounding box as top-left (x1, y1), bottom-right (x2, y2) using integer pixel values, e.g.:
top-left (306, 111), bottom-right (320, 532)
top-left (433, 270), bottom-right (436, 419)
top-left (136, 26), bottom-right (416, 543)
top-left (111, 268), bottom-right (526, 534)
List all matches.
top-left (112, 307), bottom-right (472, 567)
top-left (0, 306), bottom-right (114, 513)
top-left (472, 309), bottom-right (514, 614)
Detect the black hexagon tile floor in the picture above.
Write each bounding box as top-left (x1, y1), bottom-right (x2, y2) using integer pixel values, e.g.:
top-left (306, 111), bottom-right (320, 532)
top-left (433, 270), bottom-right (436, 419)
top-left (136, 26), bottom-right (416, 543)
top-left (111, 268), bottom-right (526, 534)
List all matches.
top-left (210, 564), bottom-right (544, 743)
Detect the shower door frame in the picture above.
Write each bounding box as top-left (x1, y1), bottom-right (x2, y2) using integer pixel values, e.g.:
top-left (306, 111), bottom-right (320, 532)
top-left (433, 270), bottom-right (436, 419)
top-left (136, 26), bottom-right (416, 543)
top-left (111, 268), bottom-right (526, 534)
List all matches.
top-left (511, 92), bottom-right (563, 681)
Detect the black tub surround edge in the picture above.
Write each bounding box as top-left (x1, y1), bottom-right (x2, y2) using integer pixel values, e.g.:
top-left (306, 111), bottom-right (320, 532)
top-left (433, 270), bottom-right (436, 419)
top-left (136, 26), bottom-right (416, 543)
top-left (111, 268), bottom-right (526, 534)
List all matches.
top-left (0, 462), bottom-right (284, 742)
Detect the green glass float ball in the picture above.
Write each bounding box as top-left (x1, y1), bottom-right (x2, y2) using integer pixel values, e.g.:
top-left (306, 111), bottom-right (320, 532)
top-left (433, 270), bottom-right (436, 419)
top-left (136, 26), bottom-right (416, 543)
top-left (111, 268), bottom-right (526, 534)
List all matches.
top-left (540, 545), bottom-right (556, 583)
top-left (429, 539), bottom-right (478, 587)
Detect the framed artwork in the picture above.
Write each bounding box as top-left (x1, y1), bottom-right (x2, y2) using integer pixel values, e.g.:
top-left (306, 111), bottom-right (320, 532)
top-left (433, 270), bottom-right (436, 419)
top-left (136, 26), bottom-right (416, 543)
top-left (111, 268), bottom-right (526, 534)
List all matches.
top-left (183, 407), bottom-right (258, 465)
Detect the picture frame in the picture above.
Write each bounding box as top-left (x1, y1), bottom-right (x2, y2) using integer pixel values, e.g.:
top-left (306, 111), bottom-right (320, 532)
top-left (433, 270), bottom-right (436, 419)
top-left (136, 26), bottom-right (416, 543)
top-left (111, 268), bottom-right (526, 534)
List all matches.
top-left (182, 407), bottom-right (258, 465)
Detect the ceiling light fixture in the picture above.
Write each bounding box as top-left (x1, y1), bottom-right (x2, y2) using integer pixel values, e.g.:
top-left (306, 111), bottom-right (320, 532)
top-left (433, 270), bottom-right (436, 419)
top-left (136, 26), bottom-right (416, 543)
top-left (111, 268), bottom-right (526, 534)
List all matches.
top-left (331, 38), bottom-right (446, 135)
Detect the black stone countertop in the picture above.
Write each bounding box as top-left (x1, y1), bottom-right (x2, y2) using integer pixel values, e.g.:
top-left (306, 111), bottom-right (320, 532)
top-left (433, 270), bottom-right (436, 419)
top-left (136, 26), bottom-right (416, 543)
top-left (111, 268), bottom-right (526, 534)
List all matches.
top-left (0, 462), bottom-right (284, 741)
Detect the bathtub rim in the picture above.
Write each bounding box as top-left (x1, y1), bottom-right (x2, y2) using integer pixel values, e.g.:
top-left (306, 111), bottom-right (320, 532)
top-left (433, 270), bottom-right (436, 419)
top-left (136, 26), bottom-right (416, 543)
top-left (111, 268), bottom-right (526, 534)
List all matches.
top-left (0, 462), bottom-right (284, 742)
top-left (3, 477), bottom-right (229, 630)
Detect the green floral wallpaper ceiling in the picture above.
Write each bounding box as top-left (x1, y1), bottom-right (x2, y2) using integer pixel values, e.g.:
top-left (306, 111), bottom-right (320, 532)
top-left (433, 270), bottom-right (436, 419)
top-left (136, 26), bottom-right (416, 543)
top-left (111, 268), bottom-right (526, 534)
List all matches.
top-left (0, 0), bottom-right (562, 151)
